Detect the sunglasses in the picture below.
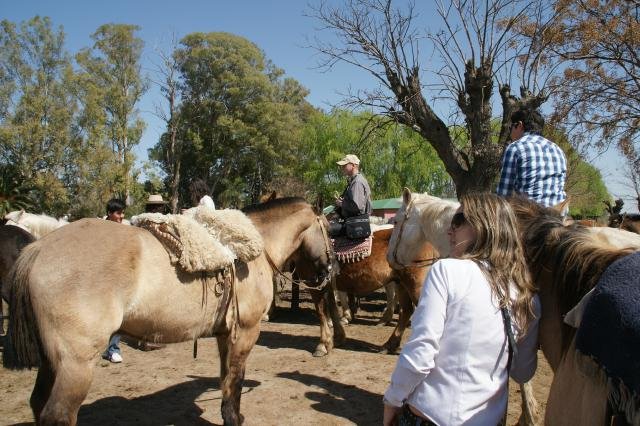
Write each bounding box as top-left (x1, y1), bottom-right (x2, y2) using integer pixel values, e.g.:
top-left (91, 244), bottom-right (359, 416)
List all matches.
top-left (450, 212), bottom-right (467, 229)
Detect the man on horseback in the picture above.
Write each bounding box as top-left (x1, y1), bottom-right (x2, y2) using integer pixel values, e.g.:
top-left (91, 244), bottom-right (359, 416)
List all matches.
top-left (329, 154), bottom-right (373, 239)
top-left (497, 108), bottom-right (567, 209)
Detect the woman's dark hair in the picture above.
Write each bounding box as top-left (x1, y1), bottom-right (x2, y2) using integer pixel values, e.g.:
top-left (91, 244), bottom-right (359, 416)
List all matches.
top-left (189, 178), bottom-right (210, 206)
top-left (106, 198), bottom-right (126, 214)
top-left (510, 109), bottom-right (545, 135)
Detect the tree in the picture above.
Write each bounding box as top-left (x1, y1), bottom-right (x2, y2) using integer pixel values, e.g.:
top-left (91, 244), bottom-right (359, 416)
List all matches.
top-left (152, 32), bottom-right (313, 208)
top-left (310, 0), bottom-right (558, 196)
top-left (76, 24), bottom-right (147, 200)
top-left (0, 16), bottom-right (77, 215)
top-left (295, 109), bottom-right (455, 201)
top-left (149, 36), bottom-right (184, 213)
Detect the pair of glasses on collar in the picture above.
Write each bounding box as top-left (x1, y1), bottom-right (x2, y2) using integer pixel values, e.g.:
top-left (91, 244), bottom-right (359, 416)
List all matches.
top-left (450, 212), bottom-right (466, 230)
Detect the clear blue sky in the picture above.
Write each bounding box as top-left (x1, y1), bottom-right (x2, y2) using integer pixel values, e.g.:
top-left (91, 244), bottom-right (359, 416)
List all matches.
top-left (4, 0), bottom-right (635, 211)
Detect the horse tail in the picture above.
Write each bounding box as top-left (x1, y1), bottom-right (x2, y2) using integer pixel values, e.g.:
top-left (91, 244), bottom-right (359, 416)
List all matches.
top-left (3, 242), bottom-right (43, 370)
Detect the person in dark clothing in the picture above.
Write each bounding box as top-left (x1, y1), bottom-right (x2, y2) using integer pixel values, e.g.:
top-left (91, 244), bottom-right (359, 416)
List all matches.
top-left (329, 154), bottom-right (373, 238)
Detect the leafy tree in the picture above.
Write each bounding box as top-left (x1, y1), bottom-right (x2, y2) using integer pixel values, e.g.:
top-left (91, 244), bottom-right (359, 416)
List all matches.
top-left (152, 32), bottom-right (312, 208)
top-left (0, 16), bottom-right (77, 215)
top-left (295, 109), bottom-right (455, 202)
top-left (310, 0), bottom-right (559, 196)
top-left (76, 24), bottom-right (147, 200)
top-left (0, 164), bottom-right (35, 216)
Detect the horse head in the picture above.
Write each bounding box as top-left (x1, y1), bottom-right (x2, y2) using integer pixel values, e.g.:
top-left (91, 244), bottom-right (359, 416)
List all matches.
top-left (295, 213), bottom-right (339, 289)
top-left (387, 188), bottom-right (458, 269)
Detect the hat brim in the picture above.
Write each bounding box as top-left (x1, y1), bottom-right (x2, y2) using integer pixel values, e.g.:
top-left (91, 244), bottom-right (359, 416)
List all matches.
top-left (336, 160), bottom-right (349, 165)
top-left (146, 201), bottom-right (168, 205)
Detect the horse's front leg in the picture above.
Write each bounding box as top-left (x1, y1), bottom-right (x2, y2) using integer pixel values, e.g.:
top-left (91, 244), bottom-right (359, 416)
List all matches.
top-left (325, 284), bottom-right (346, 348)
top-left (310, 288), bottom-right (333, 357)
top-left (217, 323), bottom-right (260, 426)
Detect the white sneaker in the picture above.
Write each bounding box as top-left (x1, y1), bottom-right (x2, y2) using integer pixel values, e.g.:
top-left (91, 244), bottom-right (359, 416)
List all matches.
top-left (109, 352), bottom-right (123, 363)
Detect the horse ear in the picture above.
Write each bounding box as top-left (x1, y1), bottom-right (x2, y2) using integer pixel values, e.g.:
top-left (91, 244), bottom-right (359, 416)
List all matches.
top-left (553, 197), bottom-right (570, 215)
top-left (402, 187), bottom-right (412, 206)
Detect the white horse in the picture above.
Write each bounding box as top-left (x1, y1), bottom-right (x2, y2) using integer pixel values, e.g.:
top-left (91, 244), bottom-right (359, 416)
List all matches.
top-left (4, 210), bottom-right (68, 239)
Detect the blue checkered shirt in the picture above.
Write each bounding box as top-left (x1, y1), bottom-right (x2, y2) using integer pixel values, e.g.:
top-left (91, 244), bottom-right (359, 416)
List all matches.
top-left (496, 133), bottom-right (567, 207)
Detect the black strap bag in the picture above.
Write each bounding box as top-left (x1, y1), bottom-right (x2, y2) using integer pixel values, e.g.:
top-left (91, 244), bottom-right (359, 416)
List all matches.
top-left (344, 214), bottom-right (371, 239)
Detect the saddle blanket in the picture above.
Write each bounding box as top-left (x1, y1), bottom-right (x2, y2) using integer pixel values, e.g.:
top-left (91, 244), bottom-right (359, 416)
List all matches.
top-left (132, 207), bottom-right (263, 274)
top-left (576, 251), bottom-right (640, 415)
top-left (332, 235), bottom-right (372, 263)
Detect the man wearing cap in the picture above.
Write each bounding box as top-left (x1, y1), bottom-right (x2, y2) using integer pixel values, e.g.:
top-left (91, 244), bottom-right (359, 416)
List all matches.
top-left (330, 154), bottom-right (373, 237)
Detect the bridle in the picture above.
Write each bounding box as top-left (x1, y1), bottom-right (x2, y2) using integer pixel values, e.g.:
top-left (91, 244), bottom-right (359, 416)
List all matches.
top-left (391, 198), bottom-right (440, 269)
top-left (264, 216), bottom-right (336, 292)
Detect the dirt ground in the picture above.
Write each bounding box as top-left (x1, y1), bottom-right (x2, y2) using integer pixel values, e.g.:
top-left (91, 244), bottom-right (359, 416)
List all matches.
top-left (0, 289), bottom-right (552, 426)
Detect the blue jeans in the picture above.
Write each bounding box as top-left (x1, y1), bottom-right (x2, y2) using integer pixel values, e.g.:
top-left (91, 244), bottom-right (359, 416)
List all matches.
top-left (103, 334), bottom-right (121, 358)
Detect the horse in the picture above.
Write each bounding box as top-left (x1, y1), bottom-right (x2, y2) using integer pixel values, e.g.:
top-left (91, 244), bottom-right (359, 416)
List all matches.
top-left (509, 196), bottom-right (639, 425)
top-left (0, 224), bottom-right (35, 334)
top-left (4, 210), bottom-right (68, 239)
top-left (3, 197), bottom-right (335, 426)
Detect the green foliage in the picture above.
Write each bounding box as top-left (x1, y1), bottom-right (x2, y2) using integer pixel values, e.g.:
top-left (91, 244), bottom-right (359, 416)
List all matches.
top-left (295, 109), bottom-right (455, 202)
top-left (0, 165), bottom-right (35, 216)
top-left (152, 32), bottom-right (312, 208)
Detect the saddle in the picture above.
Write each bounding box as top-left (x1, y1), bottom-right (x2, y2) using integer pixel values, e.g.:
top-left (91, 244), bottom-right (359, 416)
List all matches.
top-left (332, 235), bottom-right (372, 263)
top-left (133, 207), bottom-right (263, 275)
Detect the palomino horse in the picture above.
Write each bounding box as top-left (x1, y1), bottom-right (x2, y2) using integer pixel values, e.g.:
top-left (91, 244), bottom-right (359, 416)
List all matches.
top-left (386, 189), bottom-right (541, 425)
top-left (509, 197), bottom-right (639, 425)
top-left (3, 197), bottom-right (335, 426)
top-left (0, 224), bottom-right (35, 334)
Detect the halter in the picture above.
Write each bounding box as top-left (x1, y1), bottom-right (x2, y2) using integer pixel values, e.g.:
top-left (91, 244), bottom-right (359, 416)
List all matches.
top-left (264, 216), bottom-right (336, 292)
top-left (391, 198), bottom-right (440, 269)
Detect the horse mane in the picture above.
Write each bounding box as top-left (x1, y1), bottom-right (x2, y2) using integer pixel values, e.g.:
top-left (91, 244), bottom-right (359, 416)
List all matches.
top-left (510, 196), bottom-right (633, 315)
top-left (242, 196), bottom-right (308, 214)
top-left (411, 193), bottom-right (459, 254)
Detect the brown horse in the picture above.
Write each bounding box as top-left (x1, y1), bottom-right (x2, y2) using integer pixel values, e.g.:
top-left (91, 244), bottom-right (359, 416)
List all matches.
top-left (0, 224), bottom-right (35, 334)
top-left (302, 226), bottom-right (435, 357)
top-left (3, 197), bottom-right (335, 426)
top-left (510, 197), bottom-right (638, 425)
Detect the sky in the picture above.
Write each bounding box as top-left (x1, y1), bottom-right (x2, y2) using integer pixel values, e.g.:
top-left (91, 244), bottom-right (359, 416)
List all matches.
top-left (4, 0), bottom-right (636, 212)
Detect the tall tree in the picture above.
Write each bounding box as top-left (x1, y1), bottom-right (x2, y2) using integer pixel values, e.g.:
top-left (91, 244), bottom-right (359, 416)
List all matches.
top-left (152, 32), bottom-right (312, 207)
top-left (310, 0), bottom-right (559, 196)
top-left (76, 24), bottom-right (147, 200)
top-left (0, 16), bottom-right (77, 215)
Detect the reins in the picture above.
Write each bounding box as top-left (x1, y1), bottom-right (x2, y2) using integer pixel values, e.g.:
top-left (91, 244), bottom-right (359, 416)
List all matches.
top-left (392, 198), bottom-right (440, 269)
top-left (264, 216), bottom-right (336, 292)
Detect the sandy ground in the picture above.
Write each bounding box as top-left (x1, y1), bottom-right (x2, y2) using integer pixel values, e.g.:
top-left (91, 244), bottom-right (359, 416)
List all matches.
top-left (0, 290), bottom-right (552, 426)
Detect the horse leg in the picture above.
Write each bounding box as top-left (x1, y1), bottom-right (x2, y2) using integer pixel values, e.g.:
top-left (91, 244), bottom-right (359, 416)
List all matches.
top-left (218, 324), bottom-right (260, 426)
top-left (325, 285), bottom-right (346, 348)
top-left (29, 357), bottom-right (55, 422)
top-left (517, 381), bottom-right (541, 426)
top-left (337, 290), bottom-right (352, 324)
top-left (310, 288), bottom-right (333, 357)
top-left (39, 356), bottom-right (95, 426)
top-left (380, 284), bottom-right (413, 354)
top-left (378, 281), bottom-right (397, 326)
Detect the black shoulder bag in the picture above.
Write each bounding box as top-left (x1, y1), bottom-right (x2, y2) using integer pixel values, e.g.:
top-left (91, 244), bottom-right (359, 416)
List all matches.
top-left (344, 214), bottom-right (371, 239)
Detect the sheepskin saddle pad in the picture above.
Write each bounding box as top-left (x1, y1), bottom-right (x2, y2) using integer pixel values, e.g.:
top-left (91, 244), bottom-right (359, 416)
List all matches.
top-left (575, 251), bottom-right (640, 422)
top-left (331, 235), bottom-right (372, 264)
top-left (133, 207), bottom-right (263, 274)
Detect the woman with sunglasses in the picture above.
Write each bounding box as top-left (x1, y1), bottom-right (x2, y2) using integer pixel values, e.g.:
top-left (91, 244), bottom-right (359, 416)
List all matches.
top-left (383, 193), bottom-right (540, 426)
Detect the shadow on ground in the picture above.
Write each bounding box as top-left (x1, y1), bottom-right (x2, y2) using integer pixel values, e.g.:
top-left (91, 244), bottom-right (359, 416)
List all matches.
top-left (277, 371), bottom-right (382, 424)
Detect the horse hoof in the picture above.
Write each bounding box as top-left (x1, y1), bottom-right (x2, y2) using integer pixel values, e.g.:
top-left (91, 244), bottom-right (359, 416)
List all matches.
top-left (261, 314), bottom-right (269, 322)
top-left (340, 317), bottom-right (349, 325)
top-left (313, 345), bottom-right (329, 357)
